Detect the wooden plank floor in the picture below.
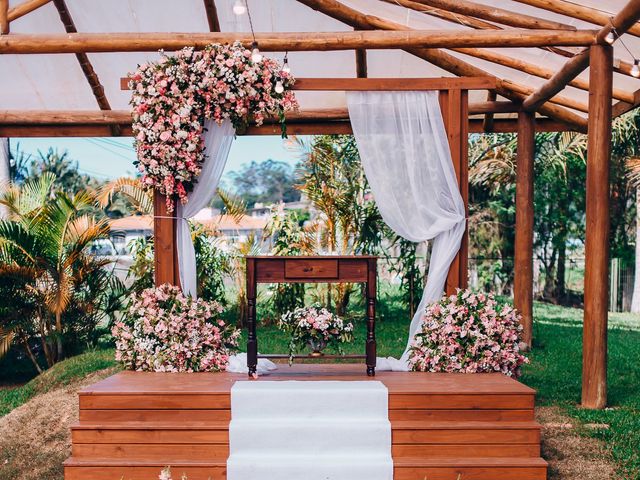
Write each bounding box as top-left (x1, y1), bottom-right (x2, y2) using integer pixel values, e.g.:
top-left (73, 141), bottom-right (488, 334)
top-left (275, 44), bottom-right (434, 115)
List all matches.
top-left (66, 364), bottom-right (547, 480)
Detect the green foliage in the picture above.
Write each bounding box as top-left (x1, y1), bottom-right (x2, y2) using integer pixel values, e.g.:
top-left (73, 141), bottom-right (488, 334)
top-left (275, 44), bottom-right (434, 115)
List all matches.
top-left (521, 303), bottom-right (640, 479)
top-left (225, 159), bottom-right (300, 208)
top-left (386, 237), bottom-right (424, 320)
top-left (192, 224), bottom-right (229, 304)
top-left (0, 174), bottom-right (124, 369)
top-left (0, 349), bottom-right (117, 417)
top-left (127, 236), bottom-right (155, 293)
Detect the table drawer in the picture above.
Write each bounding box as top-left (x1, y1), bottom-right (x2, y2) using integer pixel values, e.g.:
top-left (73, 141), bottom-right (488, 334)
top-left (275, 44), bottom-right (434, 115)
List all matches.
top-left (284, 259), bottom-right (339, 279)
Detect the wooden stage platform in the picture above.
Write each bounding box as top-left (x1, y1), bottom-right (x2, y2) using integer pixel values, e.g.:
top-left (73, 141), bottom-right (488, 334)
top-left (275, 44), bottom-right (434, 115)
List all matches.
top-left (64, 364), bottom-right (547, 480)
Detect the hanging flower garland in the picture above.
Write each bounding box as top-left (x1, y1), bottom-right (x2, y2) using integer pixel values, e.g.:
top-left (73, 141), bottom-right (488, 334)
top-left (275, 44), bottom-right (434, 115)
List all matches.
top-left (129, 42), bottom-right (298, 211)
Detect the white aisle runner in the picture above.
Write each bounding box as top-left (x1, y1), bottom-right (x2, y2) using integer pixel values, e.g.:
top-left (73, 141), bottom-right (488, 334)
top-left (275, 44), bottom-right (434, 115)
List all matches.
top-left (227, 381), bottom-right (394, 480)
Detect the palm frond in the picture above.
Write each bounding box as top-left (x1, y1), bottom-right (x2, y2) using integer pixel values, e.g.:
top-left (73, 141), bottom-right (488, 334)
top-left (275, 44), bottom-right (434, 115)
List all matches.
top-left (217, 188), bottom-right (247, 222)
top-left (0, 327), bottom-right (16, 359)
top-left (97, 177), bottom-right (153, 214)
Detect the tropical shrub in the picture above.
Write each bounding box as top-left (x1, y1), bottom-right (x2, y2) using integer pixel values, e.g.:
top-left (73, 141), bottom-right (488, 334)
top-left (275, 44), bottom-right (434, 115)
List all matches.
top-left (0, 173), bottom-right (123, 371)
top-left (112, 284), bottom-right (239, 372)
top-left (408, 289), bottom-right (528, 377)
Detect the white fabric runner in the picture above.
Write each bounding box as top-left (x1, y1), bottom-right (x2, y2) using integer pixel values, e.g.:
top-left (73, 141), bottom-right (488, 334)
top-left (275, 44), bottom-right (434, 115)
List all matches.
top-left (176, 119), bottom-right (234, 297)
top-left (227, 381), bottom-right (393, 480)
top-left (347, 91), bottom-right (466, 370)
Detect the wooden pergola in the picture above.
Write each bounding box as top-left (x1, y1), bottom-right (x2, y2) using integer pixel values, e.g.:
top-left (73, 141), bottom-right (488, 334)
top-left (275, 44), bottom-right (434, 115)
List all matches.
top-left (2, 0), bottom-right (640, 409)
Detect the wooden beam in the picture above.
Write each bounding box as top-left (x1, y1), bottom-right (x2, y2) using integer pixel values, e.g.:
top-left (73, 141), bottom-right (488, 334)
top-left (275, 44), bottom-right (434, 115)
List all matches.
top-left (483, 91), bottom-right (497, 132)
top-left (0, 0), bottom-right (8, 35)
top-left (381, 0), bottom-right (501, 30)
top-left (612, 88), bottom-right (640, 117)
top-left (513, 0), bottom-right (640, 39)
top-left (408, 0), bottom-right (575, 30)
top-left (202, 0), bottom-right (221, 32)
top-left (153, 191), bottom-right (180, 287)
top-left (7, 0), bottom-right (50, 22)
top-left (355, 28), bottom-right (367, 78)
top-left (296, 0), bottom-right (588, 130)
top-left (51, 0), bottom-right (119, 136)
top-left (522, 0), bottom-right (640, 113)
top-left (520, 51), bottom-right (589, 112)
top-left (515, 111), bottom-right (535, 348)
top-left (122, 76), bottom-right (497, 91)
top-left (0, 116), bottom-right (578, 137)
top-left (391, 0), bottom-right (640, 81)
top-left (454, 47), bottom-right (635, 104)
top-left (0, 29), bottom-right (599, 54)
top-left (503, 79), bottom-right (588, 113)
top-left (582, 44), bottom-right (613, 410)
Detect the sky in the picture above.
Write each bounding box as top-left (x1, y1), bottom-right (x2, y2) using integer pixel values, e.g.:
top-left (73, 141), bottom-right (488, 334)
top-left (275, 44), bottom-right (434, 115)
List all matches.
top-left (11, 136), bottom-right (304, 184)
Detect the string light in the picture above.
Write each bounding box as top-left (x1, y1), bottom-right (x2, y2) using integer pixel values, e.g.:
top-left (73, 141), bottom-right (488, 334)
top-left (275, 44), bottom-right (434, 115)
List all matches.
top-left (282, 52), bottom-right (290, 74)
top-left (632, 60), bottom-right (640, 78)
top-left (275, 81), bottom-right (284, 93)
top-left (251, 41), bottom-right (262, 63)
top-left (232, 0), bottom-right (246, 15)
top-left (605, 30), bottom-right (616, 44)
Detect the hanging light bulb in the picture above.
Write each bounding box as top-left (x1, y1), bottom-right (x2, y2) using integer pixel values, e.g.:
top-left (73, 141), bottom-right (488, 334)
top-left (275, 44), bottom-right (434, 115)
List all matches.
top-left (251, 42), bottom-right (262, 63)
top-left (233, 0), bottom-right (246, 15)
top-left (605, 30), bottom-right (616, 44)
top-left (275, 81), bottom-right (284, 94)
top-left (632, 60), bottom-right (640, 78)
top-left (282, 56), bottom-right (290, 74)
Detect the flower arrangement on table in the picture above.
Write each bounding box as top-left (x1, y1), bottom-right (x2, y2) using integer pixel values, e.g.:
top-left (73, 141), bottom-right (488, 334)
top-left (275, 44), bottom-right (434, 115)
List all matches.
top-left (278, 304), bottom-right (354, 365)
top-left (129, 41), bottom-right (298, 211)
top-left (408, 289), bottom-right (528, 377)
top-left (112, 284), bottom-right (240, 372)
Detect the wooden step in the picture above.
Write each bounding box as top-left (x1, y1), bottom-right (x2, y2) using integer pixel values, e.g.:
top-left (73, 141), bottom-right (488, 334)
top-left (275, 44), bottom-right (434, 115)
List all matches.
top-left (388, 408), bottom-right (534, 422)
top-left (79, 409), bottom-right (231, 423)
top-left (394, 457), bottom-right (548, 480)
top-left (65, 457), bottom-right (547, 480)
top-left (392, 443), bottom-right (540, 457)
top-left (72, 443), bottom-right (229, 460)
top-left (392, 421), bottom-right (541, 445)
top-left (71, 423), bottom-right (228, 444)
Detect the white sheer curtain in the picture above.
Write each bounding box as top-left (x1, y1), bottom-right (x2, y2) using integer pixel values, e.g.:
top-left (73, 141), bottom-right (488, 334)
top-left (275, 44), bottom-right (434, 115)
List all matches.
top-left (347, 91), bottom-right (466, 371)
top-left (176, 120), bottom-right (234, 296)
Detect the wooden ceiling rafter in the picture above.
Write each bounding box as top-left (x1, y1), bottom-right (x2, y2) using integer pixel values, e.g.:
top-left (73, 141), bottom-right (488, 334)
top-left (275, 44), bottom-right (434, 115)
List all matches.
top-left (0, 0), bottom-right (8, 34)
top-left (402, 0), bottom-right (575, 30)
top-left (6, 0), bottom-right (50, 22)
top-left (294, 0), bottom-right (587, 130)
top-left (203, 0), bottom-right (221, 32)
top-left (483, 90), bottom-right (498, 132)
top-left (0, 29), bottom-right (600, 54)
top-left (385, 0), bottom-right (640, 82)
top-left (513, 0), bottom-right (640, 38)
top-left (51, 0), bottom-right (119, 136)
top-left (522, 0), bottom-right (640, 113)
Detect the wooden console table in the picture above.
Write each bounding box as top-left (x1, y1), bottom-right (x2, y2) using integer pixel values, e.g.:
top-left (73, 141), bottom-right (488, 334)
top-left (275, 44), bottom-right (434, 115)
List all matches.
top-left (245, 255), bottom-right (378, 377)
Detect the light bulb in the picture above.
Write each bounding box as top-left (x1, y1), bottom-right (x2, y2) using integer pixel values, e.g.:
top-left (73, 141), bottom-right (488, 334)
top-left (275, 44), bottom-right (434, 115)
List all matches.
top-left (632, 60), bottom-right (640, 78)
top-left (282, 59), bottom-right (290, 74)
top-left (605, 31), bottom-right (616, 44)
top-left (233, 0), bottom-right (246, 15)
top-left (275, 81), bottom-right (284, 94)
top-left (251, 47), bottom-right (262, 63)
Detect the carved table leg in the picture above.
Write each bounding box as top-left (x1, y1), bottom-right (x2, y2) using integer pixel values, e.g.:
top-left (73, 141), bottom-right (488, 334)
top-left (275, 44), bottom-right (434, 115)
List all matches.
top-left (366, 259), bottom-right (377, 376)
top-left (246, 258), bottom-right (258, 378)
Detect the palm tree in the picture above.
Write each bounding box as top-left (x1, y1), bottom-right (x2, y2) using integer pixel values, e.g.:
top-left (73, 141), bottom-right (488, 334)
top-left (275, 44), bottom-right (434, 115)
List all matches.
top-left (0, 173), bottom-right (111, 367)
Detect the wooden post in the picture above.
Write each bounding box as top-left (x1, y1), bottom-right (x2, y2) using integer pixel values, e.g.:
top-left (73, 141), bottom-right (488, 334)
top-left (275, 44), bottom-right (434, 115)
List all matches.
top-left (0, 0), bottom-right (9, 35)
top-left (441, 89), bottom-right (469, 295)
top-left (515, 111), bottom-right (535, 347)
top-left (366, 258), bottom-right (377, 376)
top-left (582, 44), bottom-right (613, 410)
top-left (153, 191), bottom-right (179, 287)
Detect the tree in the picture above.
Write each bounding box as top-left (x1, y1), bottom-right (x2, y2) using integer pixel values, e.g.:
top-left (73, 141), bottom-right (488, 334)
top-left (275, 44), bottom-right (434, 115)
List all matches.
top-left (0, 173), bottom-right (117, 369)
top-left (227, 159), bottom-right (300, 207)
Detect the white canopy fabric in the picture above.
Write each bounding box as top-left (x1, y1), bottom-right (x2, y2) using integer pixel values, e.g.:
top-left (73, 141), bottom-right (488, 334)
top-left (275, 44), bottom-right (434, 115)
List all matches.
top-left (1, 0), bottom-right (639, 119)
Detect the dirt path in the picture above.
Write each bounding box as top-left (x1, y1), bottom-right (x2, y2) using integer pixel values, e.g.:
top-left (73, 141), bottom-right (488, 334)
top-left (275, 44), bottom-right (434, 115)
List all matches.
top-left (538, 406), bottom-right (618, 480)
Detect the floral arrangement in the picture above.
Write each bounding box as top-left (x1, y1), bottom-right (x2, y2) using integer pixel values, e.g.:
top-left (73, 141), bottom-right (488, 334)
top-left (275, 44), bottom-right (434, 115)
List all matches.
top-left (129, 41), bottom-right (298, 211)
top-left (112, 284), bottom-right (240, 372)
top-left (408, 289), bottom-right (528, 377)
top-left (278, 304), bottom-right (354, 364)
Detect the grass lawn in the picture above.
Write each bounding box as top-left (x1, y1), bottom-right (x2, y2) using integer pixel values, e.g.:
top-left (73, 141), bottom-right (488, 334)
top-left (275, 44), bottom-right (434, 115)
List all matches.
top-left (522, 303), bottom-right (640, 480)
top-left (0, 349), bottom-right (118, 417)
